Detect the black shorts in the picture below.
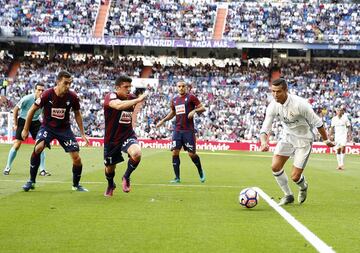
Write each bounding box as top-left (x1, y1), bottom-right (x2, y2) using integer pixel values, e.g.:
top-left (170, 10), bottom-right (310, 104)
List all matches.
top-left (171, 131), bottom-right (196, 153)
top-left (103, 137), bottom-right (138, 166)
top-left (36, 126), bottom-right (80, 153)
top-left (16, 118), bottom-right (41, 141)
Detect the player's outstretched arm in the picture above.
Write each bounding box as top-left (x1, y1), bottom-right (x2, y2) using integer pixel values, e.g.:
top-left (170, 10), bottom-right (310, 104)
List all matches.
top-left (109, 92), bottom-right (148, 111)
top-left (74, 110), bottom-right (89, 146)
top-left (21, 104), bottom-right (39, 140)
top-left (156, 110), bottom-right (176, 128)
top-left (317, 126), bottom-right (335, 147)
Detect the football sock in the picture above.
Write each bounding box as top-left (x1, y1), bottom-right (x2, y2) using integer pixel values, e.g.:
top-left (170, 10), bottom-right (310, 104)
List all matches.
top-left (172, 155), bottom-right (180, 179)
top-left (124, 158), bottom-right (140, 179)
top-left (30, 151), bottom-right (41, 183)
top-left (336, 154), bottom-right (342, 166)
top-left (105, 170), bottom-right (115, 187)
top-left (72, 164), bottom-right (83, 187)
top-left (273, 169), bottom-right (293, 196)
top-left (340, 154), bottom-right (345, 166)
top-left (40, 151), bottom-right (46, 171)
top-left (6, 147), bottom-right (17, 169)
top-left (296, 175), bottom-right (307, 190)
top-left (191, 154), bottom-right (203, 178)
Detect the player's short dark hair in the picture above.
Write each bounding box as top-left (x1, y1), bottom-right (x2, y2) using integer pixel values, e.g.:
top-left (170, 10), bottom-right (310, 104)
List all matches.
top-left (57, 71), bottom-right (72, 81)
top-left (271, 78), bottom-right (288, 89)
top-left (268, 65), bottom-right (281, 81)
top-left (115, 75), bottom-right (132, 86)
top-left (35, 82), bottom-right (45, 89)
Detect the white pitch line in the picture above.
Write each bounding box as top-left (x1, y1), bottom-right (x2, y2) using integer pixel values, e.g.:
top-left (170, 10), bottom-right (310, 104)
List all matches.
top-left (0, 179), bottom-right (238, 188)
top-left (253, 187), bottom-right (336, 253)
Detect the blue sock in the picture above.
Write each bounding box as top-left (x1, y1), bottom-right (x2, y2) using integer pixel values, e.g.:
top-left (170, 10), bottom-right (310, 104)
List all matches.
top-left (40, 151), bottom-right (46, 171)
top-left (6, 147), bottom-right (17, 168)
top-left (172, 155), bottom-right (180, 179)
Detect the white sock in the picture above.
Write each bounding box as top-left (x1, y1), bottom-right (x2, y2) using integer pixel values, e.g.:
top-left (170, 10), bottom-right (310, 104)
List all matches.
top-left (336, 154), bottom-right (342, 166)
top-left (296, 175), bottom-right (307, 190)
top-left (340, 154), bottom-right (345, 166)
top-left (273, 169), bottom-right (293, 196)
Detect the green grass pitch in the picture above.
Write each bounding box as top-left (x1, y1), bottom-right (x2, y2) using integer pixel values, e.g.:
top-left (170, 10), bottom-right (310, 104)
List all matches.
top-left (0, 144), bottom-right (359, 253)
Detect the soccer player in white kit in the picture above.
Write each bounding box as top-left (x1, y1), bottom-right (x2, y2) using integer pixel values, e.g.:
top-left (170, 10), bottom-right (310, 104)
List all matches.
top-left (260, 79), bottom-right (335, 205)
top-left (329, 107), bottom-right (351, 170)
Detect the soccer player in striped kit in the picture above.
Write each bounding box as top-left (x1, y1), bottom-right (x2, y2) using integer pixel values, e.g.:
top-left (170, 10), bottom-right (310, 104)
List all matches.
top-left (21, 71), bottom-right (89, 192)
top-left (103, 75), bottom-right (148, 197)
top-left (156, 81), bottom-right (206, 183)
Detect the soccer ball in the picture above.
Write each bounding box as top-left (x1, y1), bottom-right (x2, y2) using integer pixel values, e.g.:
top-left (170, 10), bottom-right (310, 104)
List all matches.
top-left (239, 188), bottom-right (259, 208)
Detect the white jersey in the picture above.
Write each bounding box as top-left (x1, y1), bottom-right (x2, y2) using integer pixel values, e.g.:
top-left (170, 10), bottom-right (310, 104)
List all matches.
top-left (260, 94), bottom-right (323, 147)
top-left (331, 115), bottom-right (350, 139)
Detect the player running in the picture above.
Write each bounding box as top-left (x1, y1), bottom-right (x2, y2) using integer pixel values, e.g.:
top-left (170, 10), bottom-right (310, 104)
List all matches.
top-left (103, 75), bottom-right (148, 197)
top-left (260, 78), bottom-right (335, 205)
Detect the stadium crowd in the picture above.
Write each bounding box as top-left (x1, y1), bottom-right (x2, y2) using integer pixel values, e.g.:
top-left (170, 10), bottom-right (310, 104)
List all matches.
top-left (0, 0), bottom-right (359, 44)
top-left (1, 55), bottom-right (359, 143)
top-left (0, 0), bottom-right (99, 37)
top-left (225, 2), bottom-right (360, 43)
top-left (105, 0), bottom-right (216, 40)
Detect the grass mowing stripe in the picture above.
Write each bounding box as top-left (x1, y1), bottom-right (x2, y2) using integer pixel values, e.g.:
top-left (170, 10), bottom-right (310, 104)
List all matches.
top-left (253, 187), bottom-right (336, 253)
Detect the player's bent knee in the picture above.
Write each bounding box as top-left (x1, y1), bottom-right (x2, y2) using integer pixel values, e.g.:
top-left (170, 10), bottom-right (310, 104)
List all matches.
top-left (72, 155), bottom-right (82, 166)
top-left (172, 150), bottom-right (180, 156)
top-left (34, 141), bottom-right (45, 154)
top-left (13, 141), bottom-right (22, 150)
top-left (271, 164), bottom-right (282, 172)
top-left (291, 171), bottom-right (301, 182)
top-left (131, 151), bottom-right (142, 162)
top-left (188, 152), bottom-right (196, 159)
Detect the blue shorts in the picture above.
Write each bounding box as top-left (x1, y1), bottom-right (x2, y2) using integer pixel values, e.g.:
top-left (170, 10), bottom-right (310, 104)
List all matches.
top-left (104, 137), bottom-right (138, 166)
top-left (171, 131), bottom-right (196, 153)
top-left (36, 126), bottom-right (79, 153)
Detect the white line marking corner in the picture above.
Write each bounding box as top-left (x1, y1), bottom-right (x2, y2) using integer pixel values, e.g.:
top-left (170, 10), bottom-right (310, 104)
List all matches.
top-left (253, 187), bottom-right (336, 253)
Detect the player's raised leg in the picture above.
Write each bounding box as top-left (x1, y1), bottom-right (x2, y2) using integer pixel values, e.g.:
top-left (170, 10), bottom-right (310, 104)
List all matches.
top-left (122, 143), bottom-right (142, 193)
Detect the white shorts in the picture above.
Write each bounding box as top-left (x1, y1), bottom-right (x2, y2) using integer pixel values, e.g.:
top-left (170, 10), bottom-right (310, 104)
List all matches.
top-left (274, 141), bottom-right (312, 169)
top-left (335, 136), bottom-right (347, 148)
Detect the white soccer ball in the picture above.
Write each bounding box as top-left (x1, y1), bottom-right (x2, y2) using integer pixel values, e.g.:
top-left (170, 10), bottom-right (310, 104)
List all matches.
top-left (239, 188), bottom-right (259, 208)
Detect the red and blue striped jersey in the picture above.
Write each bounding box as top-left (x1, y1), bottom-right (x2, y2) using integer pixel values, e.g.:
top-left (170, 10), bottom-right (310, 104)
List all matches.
top-left (171, 93), bottom-right (200, 131)
top-left (104, 92), bottom-right (137, 145)
top-left (35, 88), bottom-right (80, 131)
